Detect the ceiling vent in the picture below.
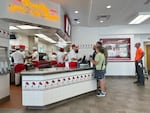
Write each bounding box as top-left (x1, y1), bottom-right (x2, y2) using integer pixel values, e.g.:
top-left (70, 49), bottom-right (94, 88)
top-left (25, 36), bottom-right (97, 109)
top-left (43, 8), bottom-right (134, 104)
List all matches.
top-left (96, 15), bottom-right (111, 21)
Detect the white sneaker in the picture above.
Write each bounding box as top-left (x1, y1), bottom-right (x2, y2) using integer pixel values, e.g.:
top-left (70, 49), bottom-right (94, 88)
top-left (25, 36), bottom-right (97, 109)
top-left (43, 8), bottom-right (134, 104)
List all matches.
top-left (97, 90), bottom-right (107, 95)
top-left (97, 92), bottom-right (106, 97)
top-left (102, 91), bottom-right (107, 95)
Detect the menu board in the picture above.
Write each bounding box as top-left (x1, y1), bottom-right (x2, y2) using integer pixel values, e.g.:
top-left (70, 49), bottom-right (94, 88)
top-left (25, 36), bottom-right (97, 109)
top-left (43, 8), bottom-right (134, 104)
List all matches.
top-left (101, 38), bottom-right (131, 61)
top-left (64, 14), bottom-right (71, 37)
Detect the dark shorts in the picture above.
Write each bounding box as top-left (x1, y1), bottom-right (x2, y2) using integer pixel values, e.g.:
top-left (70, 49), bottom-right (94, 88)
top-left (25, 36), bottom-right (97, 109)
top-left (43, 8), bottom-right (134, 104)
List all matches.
top-left (95, 69), bottom-right (106, 80)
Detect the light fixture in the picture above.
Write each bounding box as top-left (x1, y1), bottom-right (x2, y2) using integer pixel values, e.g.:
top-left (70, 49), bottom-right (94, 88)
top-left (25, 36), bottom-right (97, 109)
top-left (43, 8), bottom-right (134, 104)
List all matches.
top-left (55, 33), bottom-right (67, 48)
top-left (76, 21), bottom-right (80, 24)
top-left (9, 26), bottom-right (18, 30)
top-left (74, 10), bottom-right (79, 14)
top-left (129, 12), bottom-right (150, 24)
top-left (55, 33), bottom-right (66, 43)
top-left (17, 25), bottom-right (42, 29)
top-left (35, 34), bottom-right (56, 43)
top-left (106, 5), bottom-right (111, 9)
top-left (100, 20), bottom-right (104, 23)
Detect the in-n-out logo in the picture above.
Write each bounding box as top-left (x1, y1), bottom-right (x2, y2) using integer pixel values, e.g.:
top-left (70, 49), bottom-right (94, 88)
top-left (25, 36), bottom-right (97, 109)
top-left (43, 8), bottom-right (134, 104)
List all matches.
top-left (50, 9), bottom-right (57, 15)
top-left (9, 0), bottom-right (59, 21)
top-left (12, 0), bottom-right (22, 3)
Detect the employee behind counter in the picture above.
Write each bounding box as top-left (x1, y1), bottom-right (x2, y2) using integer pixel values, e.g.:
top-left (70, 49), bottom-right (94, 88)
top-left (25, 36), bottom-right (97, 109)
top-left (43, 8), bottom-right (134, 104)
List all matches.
top-left (11, 45), bottom-right (90, 72)
top-left (67, 44), bottom-right (89, 68)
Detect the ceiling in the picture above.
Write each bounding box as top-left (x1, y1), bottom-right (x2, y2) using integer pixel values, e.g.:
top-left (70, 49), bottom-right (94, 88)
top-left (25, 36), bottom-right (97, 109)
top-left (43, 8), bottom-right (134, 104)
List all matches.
top-left (50, 0), bottom-right (150, 27)
top-left (8, 0), bottom-right (150, 43)
top-left (9, 21), bottom-right (70, 43)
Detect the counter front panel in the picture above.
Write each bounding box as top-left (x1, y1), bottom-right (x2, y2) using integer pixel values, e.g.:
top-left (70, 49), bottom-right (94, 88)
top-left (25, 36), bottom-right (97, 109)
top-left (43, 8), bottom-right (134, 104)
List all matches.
top-left (21, 67), bottom-right (96, 106)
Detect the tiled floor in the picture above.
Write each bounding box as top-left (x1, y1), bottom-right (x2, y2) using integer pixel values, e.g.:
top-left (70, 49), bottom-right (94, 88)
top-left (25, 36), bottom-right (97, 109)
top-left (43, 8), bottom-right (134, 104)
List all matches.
top-left (0, 85), bottom-right (24, 109)
top-left (0, 77), bottom-right (150, 113)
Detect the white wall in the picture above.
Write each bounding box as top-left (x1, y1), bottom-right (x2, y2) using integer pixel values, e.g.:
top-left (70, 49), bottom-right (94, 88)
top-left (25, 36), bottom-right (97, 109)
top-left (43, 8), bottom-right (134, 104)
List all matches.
top-left (72, 24), bottom-right (150, 76)
top-left (10, 33), bottom-right (29, 50)
top-left (0, 20), bottom-right (10, 100)
top-left (0, 74), bottom-right (10, 99)
top-left (10, 33), bottom-right (58, 59)
top-left (38, 41), bottom-right (57, 58)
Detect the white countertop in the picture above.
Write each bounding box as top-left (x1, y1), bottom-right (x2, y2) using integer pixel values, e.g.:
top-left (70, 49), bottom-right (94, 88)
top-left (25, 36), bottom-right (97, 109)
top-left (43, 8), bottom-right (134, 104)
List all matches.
top-left (21, 67), bottom-right (93, 75)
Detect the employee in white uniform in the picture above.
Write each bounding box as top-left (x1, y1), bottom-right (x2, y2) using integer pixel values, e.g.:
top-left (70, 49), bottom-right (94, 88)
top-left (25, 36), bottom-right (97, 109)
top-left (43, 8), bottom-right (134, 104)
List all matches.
top-left (68, 44), bottom-right (78, 68)
top-left (11, 46), bottom-right (25, 85)
top-left (32, 47), bottom-right (39, 68)
top-left (57, 48), bottom-right (65, 67)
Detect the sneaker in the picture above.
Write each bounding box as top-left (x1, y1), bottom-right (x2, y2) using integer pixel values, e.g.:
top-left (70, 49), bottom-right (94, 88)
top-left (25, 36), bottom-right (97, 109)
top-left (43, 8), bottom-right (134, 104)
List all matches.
top-left (133, 81), bottom-right (139, 84)
top-left (97, 92), bottom-right (106, 97)
top-left (137, 83), bottom-right (145, 86)
top-left (101, 91), bottom-right (107, 95)
top-left (97, 90), bottom-right (106, 95)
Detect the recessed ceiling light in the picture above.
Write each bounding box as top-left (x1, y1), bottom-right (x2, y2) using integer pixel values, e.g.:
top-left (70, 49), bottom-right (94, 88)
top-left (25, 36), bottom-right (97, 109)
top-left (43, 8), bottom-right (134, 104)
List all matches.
top-left (74, 10), bottom-right (79, 14)
top-left (100, 20), bottom-right (104, 23)
top-left (35, 34), bottom-right (56, 43)
top-left (9, 26), bottom-right (19, 30)
top-left (76, 21), bottom-right (80, 24)
top-left (106, 5), bottom-right (111, 9)
top-left (17, 25), bottom-right (42, 29)
top-left (129, 12), bottom-right (150, 24)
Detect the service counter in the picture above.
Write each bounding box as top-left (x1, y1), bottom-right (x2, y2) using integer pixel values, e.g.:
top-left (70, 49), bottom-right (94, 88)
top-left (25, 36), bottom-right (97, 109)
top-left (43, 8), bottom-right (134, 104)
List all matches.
top-left (21, 67), bottom-right (96, 107)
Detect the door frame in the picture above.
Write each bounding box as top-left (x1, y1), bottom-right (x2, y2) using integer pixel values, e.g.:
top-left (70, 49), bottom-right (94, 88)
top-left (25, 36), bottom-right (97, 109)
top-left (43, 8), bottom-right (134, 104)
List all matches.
top-left (144, 41), bottom-right (150, 69)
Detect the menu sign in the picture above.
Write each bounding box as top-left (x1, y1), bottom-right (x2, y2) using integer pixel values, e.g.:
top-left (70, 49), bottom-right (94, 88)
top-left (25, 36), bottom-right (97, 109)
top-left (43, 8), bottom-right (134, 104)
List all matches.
top-left (8, 0), bottom-right (59, 21)
top-left (101, 38), bottom-right (131, 61)
top-left (64, 14), bottom-right (71, 37)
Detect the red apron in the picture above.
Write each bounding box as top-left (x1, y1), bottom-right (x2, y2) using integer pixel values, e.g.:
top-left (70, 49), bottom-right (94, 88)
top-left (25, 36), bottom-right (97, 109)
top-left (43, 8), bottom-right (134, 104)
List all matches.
top-left (14, 64), bottom-right (25, 73)
top-left (51, 60), bottom-right (57, 65)
top-left (69, 62), bottom-right (77, 68)
top-left (57, 62), bottom-right (65, 67)
top-left (32, 61), bottom-right (39, 68)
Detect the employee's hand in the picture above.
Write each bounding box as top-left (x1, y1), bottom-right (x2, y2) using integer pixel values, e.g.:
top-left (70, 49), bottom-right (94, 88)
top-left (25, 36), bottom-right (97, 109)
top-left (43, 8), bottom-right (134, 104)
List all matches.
top-left (78, 58), bottom-right (82, 61)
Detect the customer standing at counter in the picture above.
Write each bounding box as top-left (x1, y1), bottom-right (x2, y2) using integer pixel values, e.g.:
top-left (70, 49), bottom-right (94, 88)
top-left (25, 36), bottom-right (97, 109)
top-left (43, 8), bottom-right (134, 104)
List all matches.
top-left (134, 42), bottom-right (145, 86)
top-left (90, 46), bottom-right (106, 97)
top-left (97, 40), bottom-right (108, 66)
top-left (68, 44), bottom-right (78, 68)
top-left (32, 47), bottom-right (39, 68)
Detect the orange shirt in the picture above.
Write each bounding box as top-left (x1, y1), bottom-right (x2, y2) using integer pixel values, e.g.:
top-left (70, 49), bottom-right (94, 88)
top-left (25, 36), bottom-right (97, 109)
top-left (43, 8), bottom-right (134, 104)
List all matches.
top-left (135, 48), bottom-right (143, 61)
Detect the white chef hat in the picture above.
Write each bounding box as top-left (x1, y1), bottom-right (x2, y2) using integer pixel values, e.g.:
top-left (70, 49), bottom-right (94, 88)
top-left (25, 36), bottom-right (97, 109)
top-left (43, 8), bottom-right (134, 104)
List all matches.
top-left (32, 47), bottom-right (37, 50)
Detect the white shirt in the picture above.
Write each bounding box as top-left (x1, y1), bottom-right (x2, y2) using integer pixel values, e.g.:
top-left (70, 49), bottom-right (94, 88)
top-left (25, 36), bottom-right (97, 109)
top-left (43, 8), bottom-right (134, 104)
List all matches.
top-left (68, 49), bottom-right (78, 62)
top-left (51, 54), bottom-right (57, 61)
top-left (11, 50), bottom-right (24, 64)
top-left (32, 51), bottom-right (39, 61)
top-left (57, 51), bottom-right (65, 63)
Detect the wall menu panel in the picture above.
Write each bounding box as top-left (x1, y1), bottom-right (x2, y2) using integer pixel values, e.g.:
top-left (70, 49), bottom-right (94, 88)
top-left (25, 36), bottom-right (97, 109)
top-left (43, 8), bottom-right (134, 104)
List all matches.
top-left (101, 38), bottom-right (131, 61)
